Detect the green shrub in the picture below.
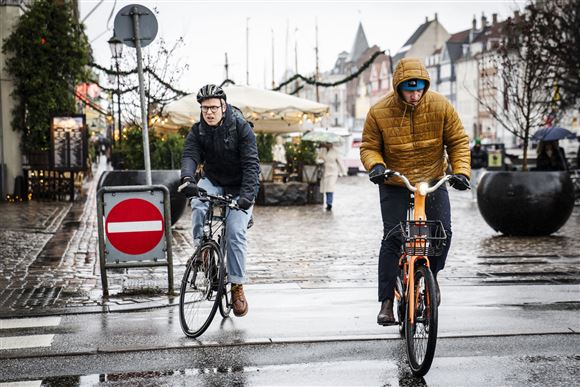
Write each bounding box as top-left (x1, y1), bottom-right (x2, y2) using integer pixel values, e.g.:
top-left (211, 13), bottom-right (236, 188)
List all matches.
top-left (256, 133), bottom-right (274, 163)
top-left (3, 0), bottom-right (91, 153)
top-left (113, 126), bottom-right (185, 170)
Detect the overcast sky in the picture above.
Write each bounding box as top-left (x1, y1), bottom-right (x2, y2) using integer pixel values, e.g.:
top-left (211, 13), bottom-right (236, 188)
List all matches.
top-left (79, 0), bottom-right (525, 94)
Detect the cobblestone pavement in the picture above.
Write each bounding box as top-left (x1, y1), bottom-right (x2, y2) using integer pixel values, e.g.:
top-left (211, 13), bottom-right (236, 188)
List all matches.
top-left (1, 167), bottom-right (579, 316)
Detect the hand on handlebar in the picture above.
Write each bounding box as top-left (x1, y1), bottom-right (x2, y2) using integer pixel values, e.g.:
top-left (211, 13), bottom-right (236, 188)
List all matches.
top-left (369, 164), bottom-right (386, 184)
top-left (178, 177), bottom-right (206, 198)
top-left (237, 196), bottom-right (253, 210)
top-left (449, 174), bottom-right (471, 190)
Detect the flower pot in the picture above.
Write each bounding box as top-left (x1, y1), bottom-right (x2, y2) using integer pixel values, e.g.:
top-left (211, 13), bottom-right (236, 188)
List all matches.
top-left (477, 171), bottom-right (575, 236)
top-left (302, 164), bottom-right (321, 184)
top-left (259, 163), bottom-right (273, 182)
top-left (97, 170), bottom-right (186, 225)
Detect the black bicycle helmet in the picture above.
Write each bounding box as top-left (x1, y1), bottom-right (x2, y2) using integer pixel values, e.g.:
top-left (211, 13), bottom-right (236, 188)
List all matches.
top-left (196, 84), bottom-right (227, 103)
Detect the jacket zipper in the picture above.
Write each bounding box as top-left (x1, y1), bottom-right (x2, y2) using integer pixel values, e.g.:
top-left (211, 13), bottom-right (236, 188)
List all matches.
top-left (410, 107), bottom-right (415, 148)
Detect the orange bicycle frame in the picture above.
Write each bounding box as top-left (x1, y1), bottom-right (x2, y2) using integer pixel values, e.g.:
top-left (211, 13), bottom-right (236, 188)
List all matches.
top-left (403, 183), bottom-right (431, 325)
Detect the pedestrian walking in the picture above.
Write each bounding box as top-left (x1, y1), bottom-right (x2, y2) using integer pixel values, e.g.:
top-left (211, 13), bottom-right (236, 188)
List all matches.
top-left (535, 140), bottom-right (569, 171)
top-left (318, 142), bottom-right (346, 211)
top-left (360, 57), bottom-right (471, 325)
top-left (470, 138), bottom-right (488, 200)
top-left (180, 84), bottom-right (260, 317)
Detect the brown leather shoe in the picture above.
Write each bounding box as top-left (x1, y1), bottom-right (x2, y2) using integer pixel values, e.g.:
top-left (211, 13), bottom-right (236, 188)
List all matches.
top-left (377, 299), bottom-right (396, 326)
top-left (231, 284), bottom-right (248, 317)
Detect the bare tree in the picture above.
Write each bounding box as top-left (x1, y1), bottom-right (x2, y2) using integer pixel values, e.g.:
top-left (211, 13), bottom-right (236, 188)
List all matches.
top-left (477, 10), bottom-right (562, 171)
top-left (119, 37), bottom-right (189, 129)
top-left (528, 1), bottom-right (580, 109)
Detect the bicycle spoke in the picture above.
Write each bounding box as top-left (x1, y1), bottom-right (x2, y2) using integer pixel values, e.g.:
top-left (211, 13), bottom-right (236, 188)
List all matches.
top-left (179, 244), bottom-right (222, 337)
top-left (405, 265), bottom-right (438, 376)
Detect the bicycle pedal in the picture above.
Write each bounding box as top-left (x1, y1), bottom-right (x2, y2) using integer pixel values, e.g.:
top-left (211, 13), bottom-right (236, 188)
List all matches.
top-left (378, 320), bottom-right (398, 327)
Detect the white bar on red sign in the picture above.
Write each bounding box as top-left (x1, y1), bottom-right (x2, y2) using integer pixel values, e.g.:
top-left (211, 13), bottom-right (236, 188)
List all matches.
top-left (107, 220), bottom-right (163, 233)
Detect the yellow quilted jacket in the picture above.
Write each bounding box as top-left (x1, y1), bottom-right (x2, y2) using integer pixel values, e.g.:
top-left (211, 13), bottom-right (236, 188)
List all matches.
top-left (360, 57), bottom-right (471, 186)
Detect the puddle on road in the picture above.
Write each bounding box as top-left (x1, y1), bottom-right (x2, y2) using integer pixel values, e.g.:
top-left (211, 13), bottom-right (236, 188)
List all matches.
top-left (471, 254), bottom-right (580, 285)
top-left (31, 358), bottom-right (422, 386)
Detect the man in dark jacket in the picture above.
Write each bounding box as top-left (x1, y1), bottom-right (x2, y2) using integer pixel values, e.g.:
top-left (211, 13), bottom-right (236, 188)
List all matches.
top-left (181, 84), bottom-right (260, 317)
top-left (470, 138), bottom-right (488, 200)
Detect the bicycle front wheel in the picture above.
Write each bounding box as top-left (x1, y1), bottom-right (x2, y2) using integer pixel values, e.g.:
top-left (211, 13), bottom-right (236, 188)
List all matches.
top-left (179, 243), bottom-right (222, 338)
top-left (405, 264), bottom-right (438, 376)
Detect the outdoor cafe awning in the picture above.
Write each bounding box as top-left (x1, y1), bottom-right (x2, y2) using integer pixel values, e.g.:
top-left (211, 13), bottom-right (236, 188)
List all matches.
top-left (157, 85), bottom-right (330, 134)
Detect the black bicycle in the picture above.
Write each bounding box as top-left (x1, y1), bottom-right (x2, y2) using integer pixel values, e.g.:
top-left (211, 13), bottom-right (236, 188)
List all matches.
top-left (177, 182), bottom-right (244, 338)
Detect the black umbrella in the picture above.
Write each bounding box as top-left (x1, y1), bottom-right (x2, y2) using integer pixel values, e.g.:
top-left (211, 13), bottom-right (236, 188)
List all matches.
top-left (532, 126), bottom-right (577, 141)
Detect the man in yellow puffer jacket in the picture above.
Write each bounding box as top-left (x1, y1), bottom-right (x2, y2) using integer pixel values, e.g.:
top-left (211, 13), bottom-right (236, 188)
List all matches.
top-left (361, 57), bottom-right (471, 325)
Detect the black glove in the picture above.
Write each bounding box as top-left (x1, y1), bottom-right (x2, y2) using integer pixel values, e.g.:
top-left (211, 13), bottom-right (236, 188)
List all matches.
top-left (237, 196), bottom-right (253, 210)
top-left (449, 174), bottom-right (470, 190)
top-left (369, 164), bottom-right (386, 184)
top-left (181, 177), bottom-right (200, 197)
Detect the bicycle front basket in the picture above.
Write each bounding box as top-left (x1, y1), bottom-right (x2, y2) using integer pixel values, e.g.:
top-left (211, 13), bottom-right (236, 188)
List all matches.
top-left (400, 220), bottom-right (447, 256)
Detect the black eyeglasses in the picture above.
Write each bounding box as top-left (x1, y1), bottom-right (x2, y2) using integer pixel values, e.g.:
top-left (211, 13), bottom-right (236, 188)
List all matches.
top-left (201, 105), bottom-right (221, 113)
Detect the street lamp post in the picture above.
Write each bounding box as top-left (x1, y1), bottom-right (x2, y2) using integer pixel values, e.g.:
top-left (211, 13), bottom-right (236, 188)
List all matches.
top-left (108, 33), bottom-right (123, 143)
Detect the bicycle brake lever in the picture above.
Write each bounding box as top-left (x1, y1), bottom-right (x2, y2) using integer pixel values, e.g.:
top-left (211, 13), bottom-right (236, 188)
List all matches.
top-left (384, 169), bottom-right (396, 178)
top-left (228, 200), bottom-right (248, 213)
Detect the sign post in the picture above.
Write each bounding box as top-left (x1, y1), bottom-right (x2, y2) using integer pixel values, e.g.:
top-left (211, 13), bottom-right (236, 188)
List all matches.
top-left (97, 185), bottom-right (173, 297)
top-left (114, 4), bottom-right (158, 185)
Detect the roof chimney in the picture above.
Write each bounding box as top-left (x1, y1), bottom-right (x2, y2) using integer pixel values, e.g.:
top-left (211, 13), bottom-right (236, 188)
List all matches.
top-left (514, 10), bottom-right (520, 22)
top-left (425, 16), bottom-right (429, 23)
top-left (481, 13), bottom-right (487, 29)
top-left (492, 13), bottom-right (498, 25)
top-left (434, 13), bottom-right (438, 21)
top-left (472, 15), bottom-right (477, 30)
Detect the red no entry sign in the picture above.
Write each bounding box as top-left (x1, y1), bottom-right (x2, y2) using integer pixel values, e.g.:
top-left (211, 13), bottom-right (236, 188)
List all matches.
top-left (105, 198), bottom-right (164, 255)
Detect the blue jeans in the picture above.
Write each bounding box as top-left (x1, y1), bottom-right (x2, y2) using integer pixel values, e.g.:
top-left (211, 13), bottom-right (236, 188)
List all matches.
top-left (377, 184), bottom-right (452, 302)
top-left (325, 192), bottom-right (334, 206)
top-left (190, 178), bottom-right (253, 284)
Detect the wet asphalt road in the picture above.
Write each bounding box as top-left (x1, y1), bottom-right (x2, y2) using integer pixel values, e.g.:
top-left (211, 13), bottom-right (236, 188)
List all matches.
top-left (1, 332), bottom-right (578, 386)
top-left (1, 280), bottom-right (578, 385)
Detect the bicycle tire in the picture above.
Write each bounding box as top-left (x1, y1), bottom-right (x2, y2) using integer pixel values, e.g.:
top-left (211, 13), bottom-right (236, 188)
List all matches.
top-left (218, 249), bottom-right (232, 318)
top-left (179, 243), bottom-right (223, 338)
top-left (394, 271), bottom-right (406, 337)
top-left (405, 264), bottom-right (438, 376)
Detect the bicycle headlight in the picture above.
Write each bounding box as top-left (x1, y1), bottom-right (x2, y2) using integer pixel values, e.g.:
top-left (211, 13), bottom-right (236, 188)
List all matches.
top-left (418, 182), bottom-right (429, 196)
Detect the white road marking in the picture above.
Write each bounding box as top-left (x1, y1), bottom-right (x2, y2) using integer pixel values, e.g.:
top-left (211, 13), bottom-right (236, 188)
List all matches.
top-left (0, 381), bottom-right (42, 387)
top-left (107, 220), bottom-right (162, 233)
top-left (0, 334), bottom-right (54, 350)
top-left (0, 317), bottom-right (61, 330)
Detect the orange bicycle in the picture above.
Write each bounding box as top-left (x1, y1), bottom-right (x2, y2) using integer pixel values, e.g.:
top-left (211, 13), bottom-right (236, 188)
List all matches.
top-left (382, 170), bottom-right (452, 376)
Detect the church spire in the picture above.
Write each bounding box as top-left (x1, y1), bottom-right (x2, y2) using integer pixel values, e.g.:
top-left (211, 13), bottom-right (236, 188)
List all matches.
top-left (350, 22), bottom-right (369, 62)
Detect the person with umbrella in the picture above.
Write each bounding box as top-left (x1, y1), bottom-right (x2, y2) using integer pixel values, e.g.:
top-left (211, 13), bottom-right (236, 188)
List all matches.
top-left (532, 126), bottom-right (575, 171)
top-left (535, 140), bottom-right (569, 171)
top-left (317, 141), bottom-right (346, 211)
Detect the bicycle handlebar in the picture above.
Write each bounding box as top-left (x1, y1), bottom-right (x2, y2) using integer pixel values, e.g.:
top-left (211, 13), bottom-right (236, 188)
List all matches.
top-left (177, 181), bottom-right (245, 212)
top-left (382, 170), bottom-right (451, 195)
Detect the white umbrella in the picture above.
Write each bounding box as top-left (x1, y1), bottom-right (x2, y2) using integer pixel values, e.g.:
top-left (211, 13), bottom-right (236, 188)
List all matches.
top-left (159, 85), bottom-right (330, 133)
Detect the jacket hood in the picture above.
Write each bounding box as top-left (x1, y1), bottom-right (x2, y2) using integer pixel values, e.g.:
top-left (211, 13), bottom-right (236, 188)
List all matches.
top-left (392, 57), bottom-right (431, 98)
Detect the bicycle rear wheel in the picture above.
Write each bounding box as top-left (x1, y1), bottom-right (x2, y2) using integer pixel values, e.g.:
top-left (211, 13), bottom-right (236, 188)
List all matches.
top-left (218, 250), bottom-right (232, 318)
top-left (405, 264), bottom-right (438, 376)
top-left (179, 243), bottom-right (222, 337)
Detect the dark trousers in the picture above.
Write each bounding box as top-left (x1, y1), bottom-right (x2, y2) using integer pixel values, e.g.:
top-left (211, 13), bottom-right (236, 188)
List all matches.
top-left (378, 184), bottom-right (452, 302)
